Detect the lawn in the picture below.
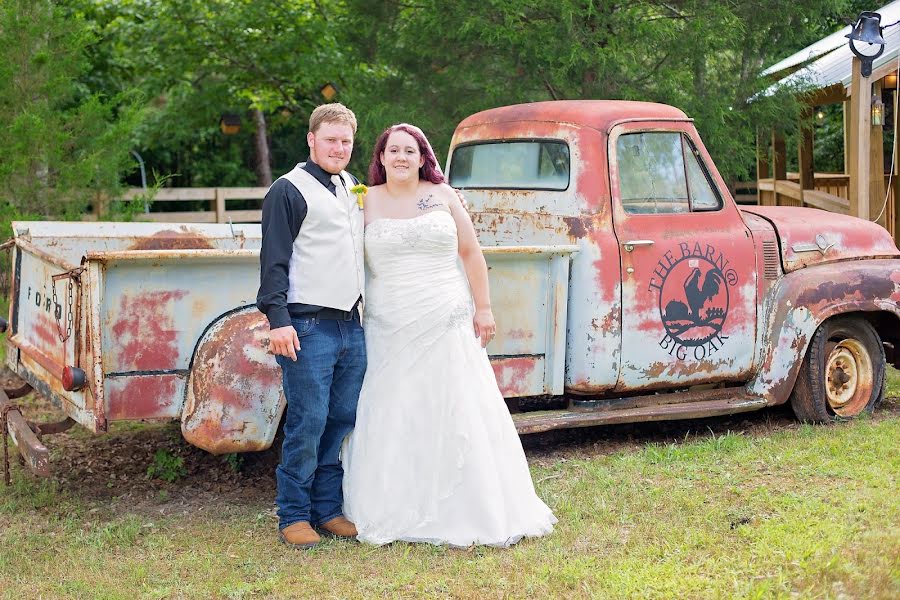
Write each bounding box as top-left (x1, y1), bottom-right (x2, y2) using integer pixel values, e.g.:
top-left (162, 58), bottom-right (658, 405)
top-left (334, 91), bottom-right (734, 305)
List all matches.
top-left (1, 276), bottom-right (898, 600)
top-left (1, 390), bottom-right (898, 598)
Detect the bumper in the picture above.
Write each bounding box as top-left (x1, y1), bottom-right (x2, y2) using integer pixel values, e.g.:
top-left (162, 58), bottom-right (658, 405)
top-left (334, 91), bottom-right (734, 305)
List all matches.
top-left (1, 390), bottom-right (49, 479)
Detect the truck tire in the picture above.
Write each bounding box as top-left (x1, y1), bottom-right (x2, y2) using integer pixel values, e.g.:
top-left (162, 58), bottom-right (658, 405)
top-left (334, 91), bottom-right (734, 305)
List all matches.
top-left (790, 316), bottom-right (885, 423)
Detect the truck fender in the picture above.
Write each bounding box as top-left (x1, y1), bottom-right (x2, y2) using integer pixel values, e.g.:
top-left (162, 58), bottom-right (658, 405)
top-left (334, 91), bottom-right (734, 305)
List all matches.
top-left (747, 260), bottom-right (900, 406)
top-left (181, 306), bottom-right (285, 454)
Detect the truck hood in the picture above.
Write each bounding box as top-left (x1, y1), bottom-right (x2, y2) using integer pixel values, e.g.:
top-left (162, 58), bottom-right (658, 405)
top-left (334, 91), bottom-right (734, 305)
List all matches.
top-left (740, 206), bottom-right (900, 272)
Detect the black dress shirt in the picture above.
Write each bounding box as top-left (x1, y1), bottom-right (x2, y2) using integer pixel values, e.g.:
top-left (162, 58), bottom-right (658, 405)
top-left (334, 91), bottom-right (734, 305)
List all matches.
top-left (256, 160), bottom-right (360, 329)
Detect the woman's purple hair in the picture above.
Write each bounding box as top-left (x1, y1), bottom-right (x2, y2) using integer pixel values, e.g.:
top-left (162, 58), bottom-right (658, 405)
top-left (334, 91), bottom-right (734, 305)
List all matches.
top-left (367, 123), bottom-right (446, 185)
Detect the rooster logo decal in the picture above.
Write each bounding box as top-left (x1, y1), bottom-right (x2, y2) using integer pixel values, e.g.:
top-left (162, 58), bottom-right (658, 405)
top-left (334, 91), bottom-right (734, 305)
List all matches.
top-left (659, 258), bottom-right (729, 348)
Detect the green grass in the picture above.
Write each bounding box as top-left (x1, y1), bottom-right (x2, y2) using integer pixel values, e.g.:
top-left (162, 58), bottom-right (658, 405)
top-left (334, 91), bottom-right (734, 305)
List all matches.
top-left (888, 365), bottom-right (900, 397)
top-left (2, 414), bottom-right (898, 599)
top-left (0, 292), bottom-right (897, 597)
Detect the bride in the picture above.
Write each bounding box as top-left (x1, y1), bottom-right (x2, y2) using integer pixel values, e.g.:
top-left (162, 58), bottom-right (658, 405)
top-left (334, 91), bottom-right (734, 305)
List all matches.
top-left (342, 123), bottom-right (556, 547)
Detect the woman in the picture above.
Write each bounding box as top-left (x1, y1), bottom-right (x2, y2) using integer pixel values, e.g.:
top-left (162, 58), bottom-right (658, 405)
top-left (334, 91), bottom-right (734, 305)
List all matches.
top-left (342, 123), bottom-right (556, 547)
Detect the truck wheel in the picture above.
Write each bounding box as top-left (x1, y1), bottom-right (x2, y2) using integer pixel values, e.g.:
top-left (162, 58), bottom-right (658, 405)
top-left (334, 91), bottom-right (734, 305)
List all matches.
top-left (790, 317), bottom-right (885, 422)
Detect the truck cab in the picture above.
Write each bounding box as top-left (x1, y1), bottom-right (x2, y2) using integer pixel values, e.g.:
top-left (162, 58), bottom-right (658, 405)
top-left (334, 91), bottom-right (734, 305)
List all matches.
top-left (448, 100), bottom-right (900, 430)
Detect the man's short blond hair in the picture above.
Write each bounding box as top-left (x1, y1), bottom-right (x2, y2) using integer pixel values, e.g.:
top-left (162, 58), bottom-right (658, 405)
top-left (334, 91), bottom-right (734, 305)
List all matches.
top-left (309, 103), bottom-right (357, 134)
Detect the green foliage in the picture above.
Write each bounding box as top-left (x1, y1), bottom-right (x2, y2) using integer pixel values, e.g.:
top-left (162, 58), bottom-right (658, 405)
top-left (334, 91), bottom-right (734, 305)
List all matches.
top-left (146, 449), bottom-right (186, 483)
top-left (67, 0), bottom-right (364, 186)
top-left (0, 0), bottom-right (142, 218)
top-left (341, 0), bottom-right (864, 182)
top-left (222, 453), bottom-right (243, 473)
top-left (3, 1), bottom-right (868, 199)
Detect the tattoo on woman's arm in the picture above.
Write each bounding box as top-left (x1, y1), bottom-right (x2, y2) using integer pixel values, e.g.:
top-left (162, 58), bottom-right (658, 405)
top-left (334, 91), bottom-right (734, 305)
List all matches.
top-left (417, 194), bottom-right (442, 210)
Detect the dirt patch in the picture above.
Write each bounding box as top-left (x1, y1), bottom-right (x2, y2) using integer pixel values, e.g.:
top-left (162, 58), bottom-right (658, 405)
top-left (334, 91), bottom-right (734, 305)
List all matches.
top-left (4, 367), bottom-right (898, 518)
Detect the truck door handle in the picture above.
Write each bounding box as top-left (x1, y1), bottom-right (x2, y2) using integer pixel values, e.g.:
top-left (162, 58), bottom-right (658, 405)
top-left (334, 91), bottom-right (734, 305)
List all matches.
top-left (622, 240), bottom-right (654, 252)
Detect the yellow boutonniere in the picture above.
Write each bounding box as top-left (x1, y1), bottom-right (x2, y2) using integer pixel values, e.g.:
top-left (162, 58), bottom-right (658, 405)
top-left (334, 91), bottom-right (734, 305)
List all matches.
top-left (349, 183), bottom-right (368, 210)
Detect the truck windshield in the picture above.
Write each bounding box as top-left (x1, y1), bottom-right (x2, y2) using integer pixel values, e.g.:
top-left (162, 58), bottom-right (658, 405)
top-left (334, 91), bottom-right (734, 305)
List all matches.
top-left (448, 141), bottom-right (569, 190)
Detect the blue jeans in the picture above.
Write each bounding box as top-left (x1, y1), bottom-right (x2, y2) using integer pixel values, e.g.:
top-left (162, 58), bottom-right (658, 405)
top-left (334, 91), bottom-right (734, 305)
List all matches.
top-left (275, 314), bottom-right (366, 530)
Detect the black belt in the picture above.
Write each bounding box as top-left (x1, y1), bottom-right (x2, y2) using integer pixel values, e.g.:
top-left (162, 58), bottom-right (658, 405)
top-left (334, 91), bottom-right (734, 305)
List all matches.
top-left (312, 306), bottom-right (360, 321)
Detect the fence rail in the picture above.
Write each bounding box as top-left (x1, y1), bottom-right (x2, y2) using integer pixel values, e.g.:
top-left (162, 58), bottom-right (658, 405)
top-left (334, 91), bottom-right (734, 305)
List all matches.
top-left (94, 187), bottom-right (269, 223)
top-left (96, 177), bottom-right (884, 223)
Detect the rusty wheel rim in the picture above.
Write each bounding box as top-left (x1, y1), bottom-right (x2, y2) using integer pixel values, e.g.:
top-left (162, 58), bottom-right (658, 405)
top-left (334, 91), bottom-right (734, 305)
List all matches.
top-left (824, 338), bottom-right (873, 417)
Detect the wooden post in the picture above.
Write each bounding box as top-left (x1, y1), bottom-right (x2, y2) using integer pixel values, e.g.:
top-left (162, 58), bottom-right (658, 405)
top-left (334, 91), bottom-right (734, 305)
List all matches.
top-left (215, 188), bottom-right (226, 223)
top-left (92, 192), bottom-right (109, 221)
top-left (772, 129), bottom-right (787, 206)
top-left (849, 56), bottom-right (871, 221)
top-left (870, 81), bottom-right (886, 227)
top-left (756, 130), bottom-right (770, 205)
top-left (799, 106), bottom-right (815, 207)
top-left (893, 126), bottom-right (899, 243)
top-left (893, 85), bottom-right (900, 244)
top-left (843, 99), bottom-right (851, 174)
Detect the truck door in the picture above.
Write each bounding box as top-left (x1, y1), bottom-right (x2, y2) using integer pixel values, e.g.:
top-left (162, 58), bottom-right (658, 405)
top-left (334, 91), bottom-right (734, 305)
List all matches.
top-left (608, 124), bottom-right (757, 391)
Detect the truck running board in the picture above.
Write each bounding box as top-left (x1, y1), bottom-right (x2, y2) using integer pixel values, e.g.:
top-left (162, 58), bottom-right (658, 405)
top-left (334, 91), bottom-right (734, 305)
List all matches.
top-left (512, 395), bottom-right (769, 435)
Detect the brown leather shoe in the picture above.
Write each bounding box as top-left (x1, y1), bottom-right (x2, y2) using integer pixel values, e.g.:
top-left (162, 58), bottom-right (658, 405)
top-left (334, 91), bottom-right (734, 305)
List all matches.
top-left (318, 516), bottom-right (358, 538)
top-left (280, 522), bottom-right (321, 548)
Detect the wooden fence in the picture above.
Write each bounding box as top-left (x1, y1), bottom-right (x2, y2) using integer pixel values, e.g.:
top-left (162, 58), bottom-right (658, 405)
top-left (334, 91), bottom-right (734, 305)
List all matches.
top-left (96, 187), bottom-right (269, 223)
top-left (102, 182), bottom-right (761, 224)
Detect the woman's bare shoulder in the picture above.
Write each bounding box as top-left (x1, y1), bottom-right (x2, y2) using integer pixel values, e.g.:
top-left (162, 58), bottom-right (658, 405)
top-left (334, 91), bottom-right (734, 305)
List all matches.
top-left (420, 182), bottom-right (458, 203)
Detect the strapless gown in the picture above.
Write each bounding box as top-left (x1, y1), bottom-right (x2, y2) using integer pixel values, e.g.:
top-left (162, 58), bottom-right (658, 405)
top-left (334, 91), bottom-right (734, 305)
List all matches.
top-left (342, 210), bottom-right (556, 547)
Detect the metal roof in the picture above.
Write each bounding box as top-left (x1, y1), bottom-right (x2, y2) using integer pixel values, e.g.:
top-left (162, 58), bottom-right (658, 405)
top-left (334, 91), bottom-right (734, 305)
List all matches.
top-left (763, 1), bottom-right (900, 96)
top-left (762, 1), bottom-right (900, 76)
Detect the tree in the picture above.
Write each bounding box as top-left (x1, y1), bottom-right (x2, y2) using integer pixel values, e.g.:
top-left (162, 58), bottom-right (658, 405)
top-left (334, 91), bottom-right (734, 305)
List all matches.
top-left (0, 0), bottom-right (140, 222)
top-left (342, 0), bottom-right (865, 183)
top-left (71, 0), bottom-right (365, 187)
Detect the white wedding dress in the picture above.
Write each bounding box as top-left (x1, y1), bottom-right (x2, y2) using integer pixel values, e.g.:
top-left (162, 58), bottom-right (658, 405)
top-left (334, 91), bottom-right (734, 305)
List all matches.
top-left (342, 210), bottom-right (556, 547)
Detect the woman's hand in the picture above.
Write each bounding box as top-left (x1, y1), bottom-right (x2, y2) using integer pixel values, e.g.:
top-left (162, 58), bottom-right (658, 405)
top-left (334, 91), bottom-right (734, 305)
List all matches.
top-left (473, 308), bottom-right (496, 348)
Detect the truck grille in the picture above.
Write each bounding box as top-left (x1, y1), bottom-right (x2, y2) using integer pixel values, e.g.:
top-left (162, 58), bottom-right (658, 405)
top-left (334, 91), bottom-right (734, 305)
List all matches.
top-left (762, 240), bottom-right (779, 280)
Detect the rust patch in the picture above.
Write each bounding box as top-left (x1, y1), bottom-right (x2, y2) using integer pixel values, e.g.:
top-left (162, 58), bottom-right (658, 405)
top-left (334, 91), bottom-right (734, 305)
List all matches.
top-left (106, 375), bottom-right (180, 420)
top-left (182, 310), bottom-right (282, 453)
top-left (795, 275), bottom-right (894, 308)
top-left (110, 290), bottom-right (188, 371)
top-left (563, 216), bottom-right (587, 239)
top-left (33, 315), bottom-right (60, 349)
top-left (507, 329), bottom-right (534, 341)
top-left (129, 229), bottom-right (214, 251)
top-left (491, 356), bottom-right (539, 397)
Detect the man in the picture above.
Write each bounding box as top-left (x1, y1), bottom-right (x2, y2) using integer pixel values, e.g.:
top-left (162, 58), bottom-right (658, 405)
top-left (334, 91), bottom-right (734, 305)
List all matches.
top-left (257, 103), bottom-right (366, 548)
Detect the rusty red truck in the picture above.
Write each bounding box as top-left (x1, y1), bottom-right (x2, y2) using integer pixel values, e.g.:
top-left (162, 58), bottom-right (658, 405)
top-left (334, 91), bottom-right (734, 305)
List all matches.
top-left (2, 100), bottom-right (899, 479)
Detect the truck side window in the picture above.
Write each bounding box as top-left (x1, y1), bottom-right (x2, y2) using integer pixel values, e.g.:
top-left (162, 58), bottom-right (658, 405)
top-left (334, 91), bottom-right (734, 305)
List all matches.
top-left (684, 139), bottom-right (723, 211)
top-left (616, 132), bottom-right (723, 214)
top-left (448, 141), bottom-right (569, 190)
top-left (616, 132), bottom-right (689, 214)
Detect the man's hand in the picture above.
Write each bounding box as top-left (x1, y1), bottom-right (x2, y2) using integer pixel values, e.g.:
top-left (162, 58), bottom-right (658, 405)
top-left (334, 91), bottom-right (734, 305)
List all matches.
top-left (269, 325), bottom-right (300, 361)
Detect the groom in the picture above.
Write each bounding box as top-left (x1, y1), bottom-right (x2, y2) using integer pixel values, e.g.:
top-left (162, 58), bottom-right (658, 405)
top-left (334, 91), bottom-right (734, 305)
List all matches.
top-left (257, 103), bottom-right (366, 548)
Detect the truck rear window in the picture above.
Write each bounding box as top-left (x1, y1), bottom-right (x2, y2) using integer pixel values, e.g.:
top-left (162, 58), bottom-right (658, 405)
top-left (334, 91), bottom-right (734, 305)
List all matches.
top-left (448, 141), bottom-right (569, 190)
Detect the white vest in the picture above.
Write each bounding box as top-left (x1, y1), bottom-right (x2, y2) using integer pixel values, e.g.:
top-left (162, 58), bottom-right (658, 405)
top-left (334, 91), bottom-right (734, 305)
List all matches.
top-left (277, 164), bottom-right (364, 310)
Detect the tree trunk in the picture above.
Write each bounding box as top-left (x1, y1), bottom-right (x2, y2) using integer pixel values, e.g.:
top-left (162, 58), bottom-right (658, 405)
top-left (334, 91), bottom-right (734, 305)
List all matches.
top-left (253, 108), bottom-right (272, 187)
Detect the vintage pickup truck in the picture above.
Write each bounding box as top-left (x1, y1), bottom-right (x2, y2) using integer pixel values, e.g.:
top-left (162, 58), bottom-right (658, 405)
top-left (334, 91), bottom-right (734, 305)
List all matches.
top-left (2, 100), bottom-right (899, 479)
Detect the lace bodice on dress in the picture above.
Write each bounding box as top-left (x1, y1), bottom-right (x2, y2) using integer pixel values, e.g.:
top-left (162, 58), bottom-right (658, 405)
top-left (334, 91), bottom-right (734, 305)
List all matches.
top-left (363, 210), bottom-right (472, 333)
top-left (364, 211), bottom-right (459, 279)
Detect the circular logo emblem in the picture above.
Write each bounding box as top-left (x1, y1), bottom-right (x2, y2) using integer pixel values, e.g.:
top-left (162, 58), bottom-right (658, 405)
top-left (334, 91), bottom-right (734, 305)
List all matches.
top-left (659, 256), bottom-right (729, 347)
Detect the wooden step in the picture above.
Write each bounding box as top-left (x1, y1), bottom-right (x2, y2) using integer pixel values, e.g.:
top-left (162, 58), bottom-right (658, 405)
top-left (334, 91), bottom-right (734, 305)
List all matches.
top-left (512, 395), bottom-right (768, 435)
